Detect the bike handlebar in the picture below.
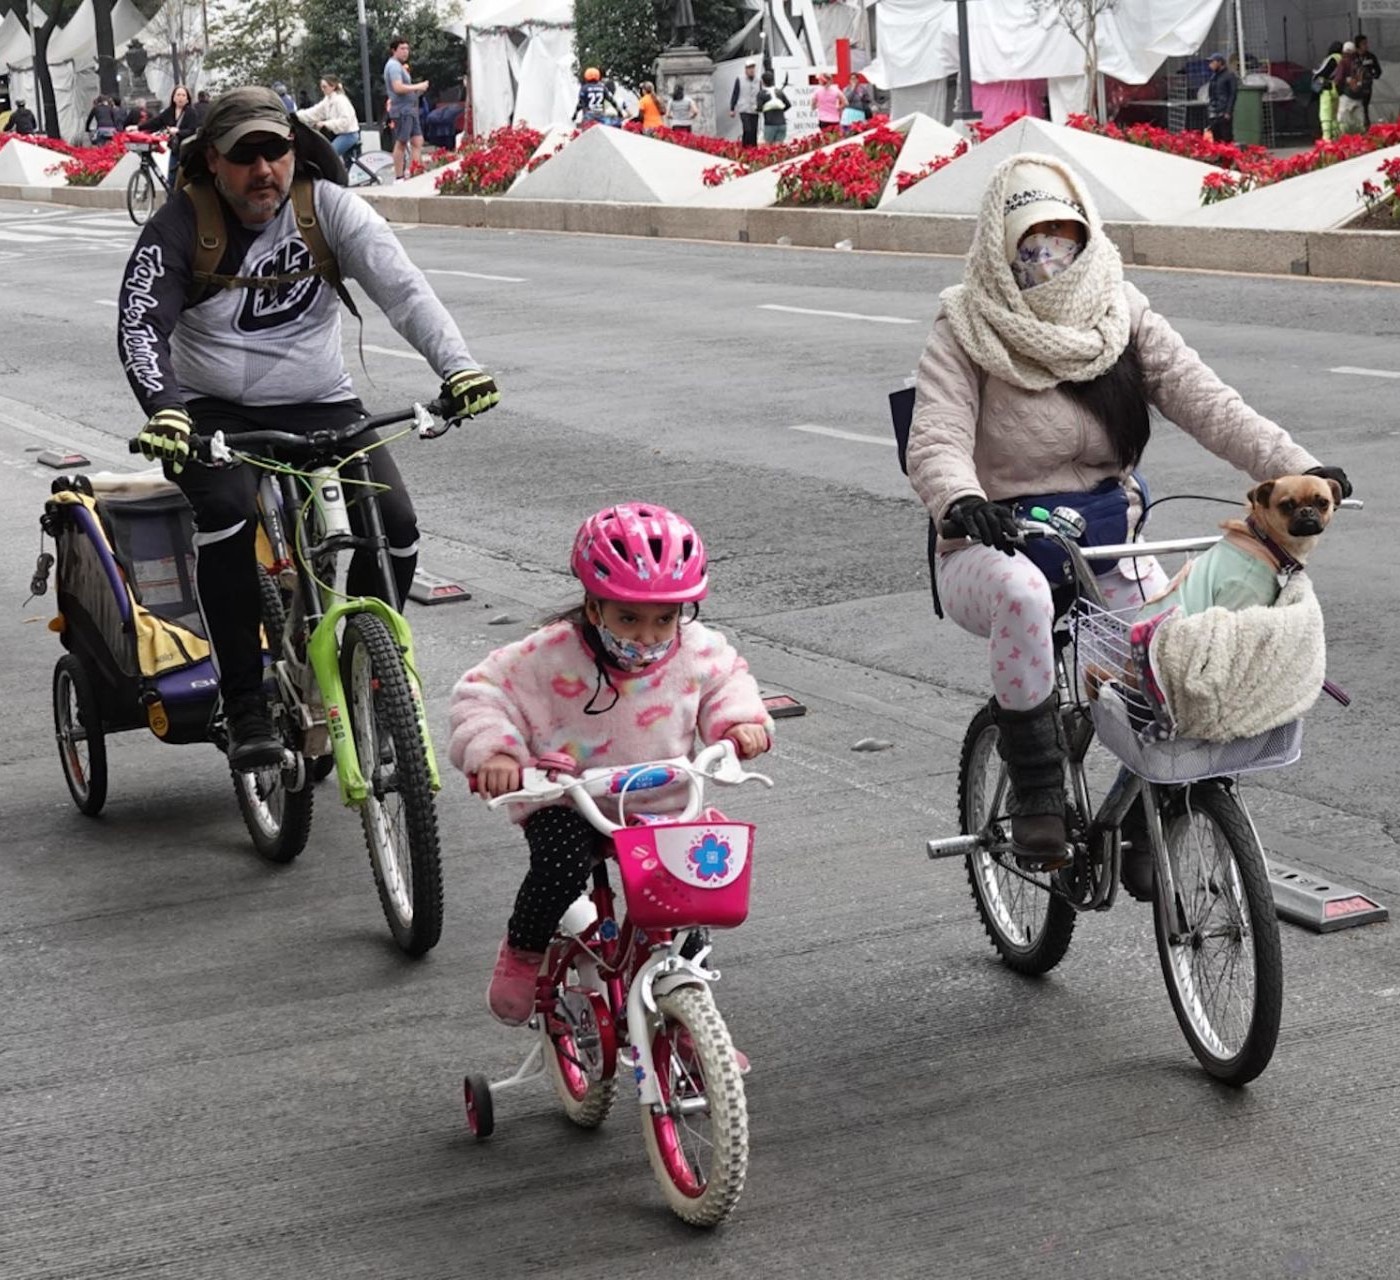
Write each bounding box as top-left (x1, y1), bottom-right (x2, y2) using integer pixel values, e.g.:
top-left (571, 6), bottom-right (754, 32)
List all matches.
top-left (127, 398), bottom-right (456, 464)
top-left (480, 740), bottom-right (774, 835)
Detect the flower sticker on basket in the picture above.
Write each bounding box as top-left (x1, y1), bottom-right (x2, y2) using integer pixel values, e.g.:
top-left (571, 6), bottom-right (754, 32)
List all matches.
top-left (688, 832), bottom-right (732, 882)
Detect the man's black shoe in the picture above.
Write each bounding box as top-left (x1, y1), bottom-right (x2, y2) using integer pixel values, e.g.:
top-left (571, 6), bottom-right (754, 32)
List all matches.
top-left (225, 695), bottom-right (284, 770)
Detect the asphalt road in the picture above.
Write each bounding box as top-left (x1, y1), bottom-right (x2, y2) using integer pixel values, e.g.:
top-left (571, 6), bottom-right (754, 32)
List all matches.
top-left (2, 199), bottom-right (1398, 1280)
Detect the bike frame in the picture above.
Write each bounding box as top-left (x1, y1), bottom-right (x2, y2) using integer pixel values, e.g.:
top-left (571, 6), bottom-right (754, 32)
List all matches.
top-left (486, 744), bottom-right (770, 1111)
top-left (257, 450), bottom-right (440, 806)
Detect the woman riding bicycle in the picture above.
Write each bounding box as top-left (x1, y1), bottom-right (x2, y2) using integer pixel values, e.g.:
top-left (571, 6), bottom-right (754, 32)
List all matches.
top-left (150, 84), bottom-right (198, 185)
top-left (297, 75), bottom-right (360, 159)
top-left (906, 153), bottom-right (1350, 894)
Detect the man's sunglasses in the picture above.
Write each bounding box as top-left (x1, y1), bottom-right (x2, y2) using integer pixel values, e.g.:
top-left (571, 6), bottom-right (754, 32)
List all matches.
top-left (224, 134), bottom-right (294, 165)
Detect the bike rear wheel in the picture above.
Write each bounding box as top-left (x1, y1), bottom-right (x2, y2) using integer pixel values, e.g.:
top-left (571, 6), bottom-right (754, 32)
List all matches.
top-left (960, 702), bottom-right (1077, 975)
top-left (641, 986), bottom-right (747, 1227)
top-left (126, 166), bottom-right (157, 225)
top-left (1152, 784), bottom-right (1282, 1085)
top-left (340, 612), bottom-right (443, 956)
top-left (53, 654), bottom-right (107, 816)
top-left (542, 957), bottom-right (617, 1128)
top-left (231, 568), bottom-right (314, 863)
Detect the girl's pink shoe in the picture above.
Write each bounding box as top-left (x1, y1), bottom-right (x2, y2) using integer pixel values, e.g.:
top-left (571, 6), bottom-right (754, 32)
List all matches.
top-left (488, 938), bottom-right (544, 1026)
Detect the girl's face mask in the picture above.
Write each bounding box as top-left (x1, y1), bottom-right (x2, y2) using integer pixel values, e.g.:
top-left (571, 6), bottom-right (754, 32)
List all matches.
top-left (1011, 232), bottom-right (1084, 291)
top-left (595, 619), bottom-right (675, 672)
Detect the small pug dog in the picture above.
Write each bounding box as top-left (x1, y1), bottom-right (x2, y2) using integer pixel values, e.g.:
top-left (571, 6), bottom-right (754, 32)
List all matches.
top-left (1144, 472), bottom-right (1341, 618)
top-left (1085, 474), bottom-right (1340, 701)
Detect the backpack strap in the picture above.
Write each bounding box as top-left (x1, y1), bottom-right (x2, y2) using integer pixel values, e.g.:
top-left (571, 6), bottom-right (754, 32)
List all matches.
top-left (183, 176), bottom-right (360, 319)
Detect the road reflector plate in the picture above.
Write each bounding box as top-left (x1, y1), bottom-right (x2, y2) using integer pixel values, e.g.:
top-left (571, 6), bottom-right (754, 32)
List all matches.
top-left (409, 571), bottom-right (472, 606)
top-left (762, 693), bottom-right (807, 719)
top-left (38, 449), bottom-right (91, 469)
top-left (1269, 860), bottom-right (1388, 933)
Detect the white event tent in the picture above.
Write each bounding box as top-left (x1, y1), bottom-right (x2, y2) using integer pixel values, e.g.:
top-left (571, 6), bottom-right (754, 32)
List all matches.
top-left (450, 0), bottom-right (574, 138)
top-left (863, 0), bottom-right (1228, 123)
top-left (5, 0), bottom-right (149, 141)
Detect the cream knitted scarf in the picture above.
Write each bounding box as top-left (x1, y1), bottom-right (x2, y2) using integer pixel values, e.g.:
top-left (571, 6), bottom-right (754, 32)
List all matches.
top-left (940, 152), bottom-right (1130, 391)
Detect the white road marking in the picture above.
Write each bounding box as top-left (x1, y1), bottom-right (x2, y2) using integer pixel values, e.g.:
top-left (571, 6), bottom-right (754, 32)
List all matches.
top-left (789, 423), bottom-right (897, 447)
top-left (95, 299), bottom-right (118, 307)
top-left (362, 343), bottom-right (426, 362)
top-left (758, 303), bottom-right (918, 325)
top-left (1330, 365), bottom-right (1400, 379)
top-left (426, 267), bottom-right (527, 283)
top-left (0, 229), bottom-right (58, 243)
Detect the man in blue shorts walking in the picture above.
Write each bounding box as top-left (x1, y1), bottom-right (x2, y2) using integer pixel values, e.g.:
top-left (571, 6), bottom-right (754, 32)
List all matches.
top-left (384, 36), bottom-right (429, 182)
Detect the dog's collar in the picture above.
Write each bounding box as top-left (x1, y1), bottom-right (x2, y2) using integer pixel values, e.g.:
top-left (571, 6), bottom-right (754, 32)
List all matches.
top-left (1245, 514), bottom-right (1305, 580)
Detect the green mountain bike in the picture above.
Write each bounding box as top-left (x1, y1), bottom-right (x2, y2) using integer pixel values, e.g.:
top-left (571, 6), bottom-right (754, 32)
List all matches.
top-left (130, 399), bottom-right (455, 955)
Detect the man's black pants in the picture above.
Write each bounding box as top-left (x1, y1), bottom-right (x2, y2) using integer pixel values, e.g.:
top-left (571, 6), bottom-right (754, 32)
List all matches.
top-left (739, 111), bottom-right (759, 147)
top-left (1206, 113), bottom-right (1233, 143)
top-left (169, 398), bottom-right (419, 701)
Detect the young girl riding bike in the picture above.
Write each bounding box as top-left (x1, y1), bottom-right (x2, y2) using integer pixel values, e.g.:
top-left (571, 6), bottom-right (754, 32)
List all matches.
top-left (447, 503), bottom-right (773, 1025)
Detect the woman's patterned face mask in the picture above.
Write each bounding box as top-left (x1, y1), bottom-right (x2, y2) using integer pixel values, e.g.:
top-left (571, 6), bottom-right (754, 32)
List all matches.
top-left (595, 619), bottom-right (675, 671)
top-left (1011, 233), bottom-right (1084, 291)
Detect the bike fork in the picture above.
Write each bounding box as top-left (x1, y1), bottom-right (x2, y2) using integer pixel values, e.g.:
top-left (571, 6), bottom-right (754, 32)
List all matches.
top-left (625, 943), bottom-right (716, 1111)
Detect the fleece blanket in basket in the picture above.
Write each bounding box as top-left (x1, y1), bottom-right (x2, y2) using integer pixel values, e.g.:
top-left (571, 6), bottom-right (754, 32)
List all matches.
top-left (1148, 573), bottom-right (1324, 743)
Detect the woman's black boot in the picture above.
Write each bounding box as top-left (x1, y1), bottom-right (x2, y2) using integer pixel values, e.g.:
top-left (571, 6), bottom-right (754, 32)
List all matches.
top-left (995, 697), bottom-right (1070, 869)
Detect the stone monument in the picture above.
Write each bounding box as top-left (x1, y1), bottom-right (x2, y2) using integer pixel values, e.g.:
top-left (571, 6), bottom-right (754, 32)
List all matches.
top-left (654, 0), bottom-right (716, 137)
top-left (123, 39), bottom-right (152, 99)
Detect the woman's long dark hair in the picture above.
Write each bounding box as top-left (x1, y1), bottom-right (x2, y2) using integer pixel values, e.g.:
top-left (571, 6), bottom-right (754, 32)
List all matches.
top-left (1062, 340), bottom-right (1150, 470)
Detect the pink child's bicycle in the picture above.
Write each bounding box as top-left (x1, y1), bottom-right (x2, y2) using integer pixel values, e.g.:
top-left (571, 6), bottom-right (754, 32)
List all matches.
top-left (461, 740), bottom-right (773, 1227)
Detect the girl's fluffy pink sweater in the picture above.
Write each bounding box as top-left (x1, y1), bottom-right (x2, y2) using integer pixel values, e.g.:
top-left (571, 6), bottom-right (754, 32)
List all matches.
top-left (447, 620), bottom-right (772, 816)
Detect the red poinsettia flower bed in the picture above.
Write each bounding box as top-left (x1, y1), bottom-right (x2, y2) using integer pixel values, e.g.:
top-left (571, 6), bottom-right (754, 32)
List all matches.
top-left (1, 130), bottom-right (165, 186)
top-left (435, 124), bottom-right (545, 196)
top-left (774, 124), bottom-right (907, 208)
top-left (894, 139), bottom-right (969, 193)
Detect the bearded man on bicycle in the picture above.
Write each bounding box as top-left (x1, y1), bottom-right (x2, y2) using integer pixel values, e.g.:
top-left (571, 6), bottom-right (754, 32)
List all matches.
top-left (117, 85), bottom-right (499, 769)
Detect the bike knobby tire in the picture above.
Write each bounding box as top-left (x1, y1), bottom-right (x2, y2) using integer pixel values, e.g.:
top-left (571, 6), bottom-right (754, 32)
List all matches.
top-left (126, 166), bottom-right (157, 225)
top-left (231, 567), bottom-right (313, 863)
top-left (340, 612), bottom-right (443, 956)
top-left (1152, 784), bottom-right (1283, 1086)
top-left (959, 701), bottom-right (1076, 975)
top-left (641, 986), bottom-right (748, 1228)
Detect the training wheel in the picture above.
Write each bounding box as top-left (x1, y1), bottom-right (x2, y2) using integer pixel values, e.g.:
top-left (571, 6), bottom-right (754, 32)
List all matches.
top-left (463, 1073), bottom-right (495, 1139)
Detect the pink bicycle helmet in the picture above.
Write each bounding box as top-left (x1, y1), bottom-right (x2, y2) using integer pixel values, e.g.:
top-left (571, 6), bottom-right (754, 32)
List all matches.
top-left (571, 503), bottom-right (708, 604)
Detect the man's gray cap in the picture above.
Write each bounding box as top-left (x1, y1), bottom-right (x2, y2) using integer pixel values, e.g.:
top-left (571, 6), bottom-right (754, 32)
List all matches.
top-left (200, 86), bottom-right (293, 154)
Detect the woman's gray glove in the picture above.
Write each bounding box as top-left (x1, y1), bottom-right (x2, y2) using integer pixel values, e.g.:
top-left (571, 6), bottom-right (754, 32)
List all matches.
top-left (949, 496), bottom-right (1021, 555)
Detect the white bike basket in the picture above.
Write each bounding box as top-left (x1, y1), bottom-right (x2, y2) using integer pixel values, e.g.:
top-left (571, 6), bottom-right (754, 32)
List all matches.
top-left (1072, 599), bottom-right (1304, 785)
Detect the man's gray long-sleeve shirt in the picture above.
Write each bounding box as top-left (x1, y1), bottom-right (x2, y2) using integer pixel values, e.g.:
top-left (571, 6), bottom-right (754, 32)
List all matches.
top-left (117, 179), bottom-right (474, 416)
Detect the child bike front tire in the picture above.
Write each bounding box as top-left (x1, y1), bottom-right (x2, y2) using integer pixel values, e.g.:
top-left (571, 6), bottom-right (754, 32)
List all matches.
top-left (641, 985), bottom-right (747, 1227)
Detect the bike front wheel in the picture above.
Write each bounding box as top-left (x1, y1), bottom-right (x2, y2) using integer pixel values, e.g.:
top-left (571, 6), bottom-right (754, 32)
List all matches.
top-left (641, 986), bottom-right (747, 1228)
top-left (1152, 784), bottom-right (1283, 1085)
top-left (341, 612), bottom-right (443, 956)
top-left (126, 166), bottom-right (157, 225)
top-left (960, 702), bottom-right (1076, 974)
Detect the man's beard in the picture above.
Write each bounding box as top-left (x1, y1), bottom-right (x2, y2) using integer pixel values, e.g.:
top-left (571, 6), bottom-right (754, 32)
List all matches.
top-left (215, 170), bottom-right (290, 220)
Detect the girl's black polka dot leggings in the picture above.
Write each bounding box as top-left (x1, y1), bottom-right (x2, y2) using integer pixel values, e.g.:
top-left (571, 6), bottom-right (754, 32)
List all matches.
top-left (507, 806), bottom-right (601, 953)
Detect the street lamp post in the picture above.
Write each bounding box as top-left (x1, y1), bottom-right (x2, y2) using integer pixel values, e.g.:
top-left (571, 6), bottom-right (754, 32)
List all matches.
top-left (952, 0), bottom-right (981, 134)
top-left (357, 0), bottom-right (374, 125)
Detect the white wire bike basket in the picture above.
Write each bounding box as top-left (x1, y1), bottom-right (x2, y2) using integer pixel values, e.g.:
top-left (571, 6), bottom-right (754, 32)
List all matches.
top-left (1071, 598), bottom-right (1303, 785)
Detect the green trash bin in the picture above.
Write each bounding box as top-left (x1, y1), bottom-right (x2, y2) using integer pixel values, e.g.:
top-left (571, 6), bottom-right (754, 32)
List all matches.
top-left (1232, 84), bottom-right (1264, 145)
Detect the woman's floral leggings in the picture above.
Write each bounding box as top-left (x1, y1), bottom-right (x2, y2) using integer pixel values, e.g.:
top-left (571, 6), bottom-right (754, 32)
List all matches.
top-left (937, 545), bottom-right (1169, 711)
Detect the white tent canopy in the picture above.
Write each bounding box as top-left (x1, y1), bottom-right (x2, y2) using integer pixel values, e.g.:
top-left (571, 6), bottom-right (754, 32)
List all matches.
top-left (462, 0), bottom-right (574, 137)
top-left (0, 11), bottom-right (32, 72)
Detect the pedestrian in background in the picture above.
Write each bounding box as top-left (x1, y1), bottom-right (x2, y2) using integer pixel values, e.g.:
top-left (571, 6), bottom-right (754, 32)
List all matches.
top-left (841, 73), bottom-right (871, 131)
top-left (150, 84), bottom-right (198, 185)
top-left (85, 93), bottom-right (121, 143)
top-left (730, 57), bottom-right (761, 146)
top-left (668, 81), bottom-right (697, 133)
top-left (813, 73), bottom-right (845, 133)
top-left (1314, 41), bottom-right (1343, 141)
top-left (1204, 50), bottom-right (1237, 142)
top-left (273, 81), bottom-right (296, 112)
top-left (1334, 40), bottom-right (1366, 134)
top-left (6, 98), bottom-right (37, 134)
top-left (757, 70), bottom-right (791, 143)
top-left (635, 81), bottom-right (667, 134)
top-left (192, 89), bottom-right (211, 125)
top-left (383, 35), bottom-right (428, 180)
top-left (1354, 33), bottom-right (1383, 128)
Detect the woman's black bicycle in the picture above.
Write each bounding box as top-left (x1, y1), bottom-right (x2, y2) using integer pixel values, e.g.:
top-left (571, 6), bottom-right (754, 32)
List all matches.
top-left (124, 137), bottom-right (169, 225)
top-left (924, 504), bottom-right (1355, 1085)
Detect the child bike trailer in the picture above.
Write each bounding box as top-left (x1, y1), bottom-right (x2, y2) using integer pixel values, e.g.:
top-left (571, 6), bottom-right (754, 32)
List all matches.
top-left (41, 472), bottom-right (220, 815)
